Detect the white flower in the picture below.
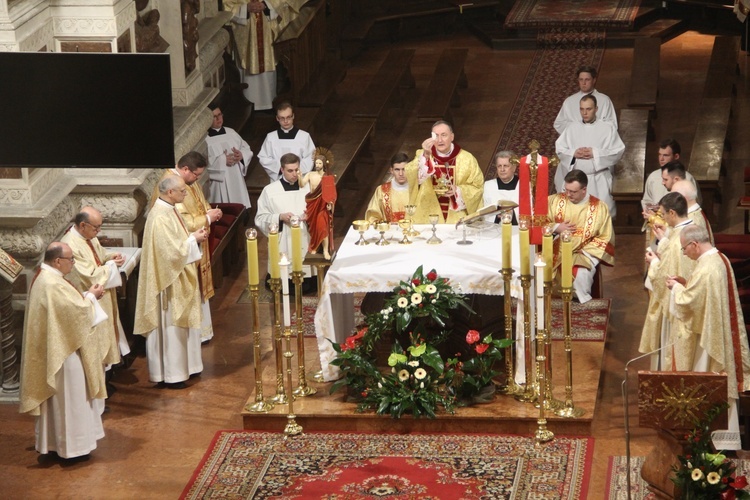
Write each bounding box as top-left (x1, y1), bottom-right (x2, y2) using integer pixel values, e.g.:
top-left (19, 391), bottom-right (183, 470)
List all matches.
top-left (420, 382), bottom-right (424, 388)
top-left (706, 472), bottom-right (720, 485)
top-left (398, 369), bottom-right (409, 381)
top-left (408, 361), bottom-right (419, 367)
top-left (414, 368), bottom-right (427, 380)
top-left (392, 367), bottom-right (396, 373)
top-left (691, 468), bottom-right (703, 481)
top-left (425, 284), bottom-right (437, 294)
top-left (388, 307), bottom-right (393, 313)
top-left (431, 299), bottom-right (436, 304)
top-left (377, 382), bottom-right (382, 389)
top-left (411, 293), bottom-right (422, 305)
top-left (397, 297), bottom-right (409, 308)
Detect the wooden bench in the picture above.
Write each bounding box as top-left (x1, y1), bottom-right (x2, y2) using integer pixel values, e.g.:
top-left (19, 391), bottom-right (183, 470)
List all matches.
top-left (612, 108), bottom-right (649, 233)
top-left (416, 48), bottom-right (469, 123)
top-left (627, 38), bottom-right (660, 116)
top-left (351, 49), bottom-right (415, 128)
top-left (297, 57), bottom-right (348, 108)
top-left (688, 97), bottom-right (732, 225)
top-left (209, 203), bottom-right (248, 289)
top-left (324, 119), bottom-right (376, 190)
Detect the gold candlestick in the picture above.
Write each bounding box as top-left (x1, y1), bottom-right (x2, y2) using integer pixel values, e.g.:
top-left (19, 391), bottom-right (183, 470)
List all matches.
top-left (543, 280), bottom-right (563, 411)
top-left (555, 287), bottom-right (585, 418)
top-left (244, 283), bottom-right (274, 413)
top-left (515, 275), bottom-right (537, 402)
top-left (535, 325), bottom-right (554, 444)
top-left (500, 268), bottom-right (522, 395)
top-left (292, 270), bottom-right (316, 397)
top-left (268, 277), bottom-right (287, 404)
top-left (282, 326), bottom-right (303, 438)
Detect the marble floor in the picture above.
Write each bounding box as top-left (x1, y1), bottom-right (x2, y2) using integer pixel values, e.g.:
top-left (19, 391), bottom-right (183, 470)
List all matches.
top-left (1, 29), bottom-right (749, 499)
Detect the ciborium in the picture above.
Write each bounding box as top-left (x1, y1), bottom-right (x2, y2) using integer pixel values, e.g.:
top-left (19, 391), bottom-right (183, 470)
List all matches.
top-left (433, 176), bottom-right (450, 196)
top-left (398, 219), bottom-right (412, 244)
top-left (426, 214), bottom-right (442, 244)
top-left (375, 222), bottom-right (390, 246)
top-left (352, 220), bottom-right (370, 245)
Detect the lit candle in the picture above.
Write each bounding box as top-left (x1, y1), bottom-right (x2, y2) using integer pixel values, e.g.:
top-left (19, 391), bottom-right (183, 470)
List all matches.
top-left (519, 219), bottom-right (530, 275)
top-left (245, 228), bottom-right (259, 286)
top-left (279, 253), bottom-right (291, 327)
top-left (268, 223), bottom-right (280, 279)
top-left (502, 211), bottom-right (512, 270)
top-left (290, 216), bottom-right (303, 272)
top-left (561, 230), bottom-right (573, 289)
top-left (535, 256), bottom-right (545, 330)
top-left (542, 225), bottom-right (553, 282)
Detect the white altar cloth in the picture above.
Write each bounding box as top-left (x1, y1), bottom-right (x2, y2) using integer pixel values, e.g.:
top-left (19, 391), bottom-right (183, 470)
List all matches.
top-left (315, 224), bottom-right (536, 381)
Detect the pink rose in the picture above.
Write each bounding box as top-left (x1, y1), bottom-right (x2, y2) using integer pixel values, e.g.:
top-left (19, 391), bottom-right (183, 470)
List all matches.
top-left (465, 330), bottom-right (480, 344)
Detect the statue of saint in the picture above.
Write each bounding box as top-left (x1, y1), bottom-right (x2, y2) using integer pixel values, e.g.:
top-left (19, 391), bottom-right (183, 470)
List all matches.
top-left (301, 150), bottom-right (336, 260)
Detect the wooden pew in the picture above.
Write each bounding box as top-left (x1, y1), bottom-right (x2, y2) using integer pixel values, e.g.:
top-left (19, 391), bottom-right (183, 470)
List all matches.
top-left (416, 48), bottom-right (469, 123)
top-left (612, 108), bottom-right (649, 233)
top-left (627, 38), bottom-right (660, 116)
top-left (703, 36), bottom-right (739, 99)
top-left (323, 119), bottom-right (376, 189)
top-left (209, 204), bottom-right (248, 289)
top-left (351, 49), bottom-right (415, 128)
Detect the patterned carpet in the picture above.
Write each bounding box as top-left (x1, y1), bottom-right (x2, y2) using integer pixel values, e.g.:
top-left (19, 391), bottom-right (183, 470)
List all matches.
top-left (505, 0), bottom-right (641, 30)
top-left (182, 431), bottom-right (594, 499)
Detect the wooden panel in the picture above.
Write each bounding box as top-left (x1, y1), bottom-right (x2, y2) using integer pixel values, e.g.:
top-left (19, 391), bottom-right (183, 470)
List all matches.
top-left (613, 109), bottom-right (648, 196)
top-left (627, 38), bottom-right (660, 110)
top-left (60, 41), bottom-right (112, 53)
top-left (417, 48), bottom-right (468, 123)
top-left (703, 36), bottom-right (739, 99)
top-left (351, 49), bottom-right (415, 120)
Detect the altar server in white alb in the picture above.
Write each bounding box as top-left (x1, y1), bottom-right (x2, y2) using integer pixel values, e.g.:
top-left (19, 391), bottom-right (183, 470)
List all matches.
top-left (553, 65), bottom-right (617, 134)
top-left (255, 153), bottom-right (312, 277)
top-left (258, 102), bottom-right (316, 182)
top-left (19, 242), bottom-right (109, 459)
top-left (483, 150), bottom-right (520, 224)
top-left (555, 94), bottom-right (625, 217)
top-left (134, 175), bottom-right (207, 389)
top-left (205, 106), bottom-right (253, 208)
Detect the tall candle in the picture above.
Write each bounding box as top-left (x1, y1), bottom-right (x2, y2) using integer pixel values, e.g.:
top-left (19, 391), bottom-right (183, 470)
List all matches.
top-left (542, 227), bottom-right (553, 282)
top-left (535, 256), bottom-right (545, 330)
top-left (268, 226), bottom-right (280, 279)
top-left (502, 214), bottom-right (512, 270)
top-left (246, 228), bottom-right (259, 286)
top-left (519, 221), bottom-right (530, 275)
top-left (279, 253), bottom-right (291, 327)
top-left (290, 218), bottom-right (303, 272)
top-left (561, 231), bottom-right (573, 289)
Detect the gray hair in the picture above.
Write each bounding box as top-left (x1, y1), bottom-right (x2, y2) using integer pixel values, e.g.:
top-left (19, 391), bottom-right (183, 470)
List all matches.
top-left (680, 225), bottom-right (711, 245)
top-left (158, 175), bottom-right (182, 194)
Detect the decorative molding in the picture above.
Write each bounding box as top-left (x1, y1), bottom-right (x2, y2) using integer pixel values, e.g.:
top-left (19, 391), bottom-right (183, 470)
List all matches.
top-left (0, 197), bottom-right (77, 258)
top-left (198, 26), bottom-right (227, 71)
top-left (19, 18), bottom-right (53, 51)
top-left (78, 194), bottom-right (143, 223)
top-left (0, 188), bottom-right (30, 205)
top-left (172, 88), bottom-right (188, 107)
top-left (115, 1), bottom-right (136, 35)
top-left (54, 17), bottom-right (116, 36)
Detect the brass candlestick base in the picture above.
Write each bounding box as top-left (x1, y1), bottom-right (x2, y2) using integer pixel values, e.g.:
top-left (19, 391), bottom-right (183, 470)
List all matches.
top-left (541, 280), bottom-right (563, 412)
top-left (535, 326), bottom-right (554, 445)
top-left (292, 271), bottom-right (317, 398)
top-left (555, 287), bottom-right (585, 418)
top-left (282, 326), bottom-right (303, 438)
top-left (268, 277), bottom-right (288, 405)
top-left (500, 268), bottom-right (523, 395)
top-left (515, 275), bottom-right (537, 403)
top-left (244, 284), bottom-right (274, 413)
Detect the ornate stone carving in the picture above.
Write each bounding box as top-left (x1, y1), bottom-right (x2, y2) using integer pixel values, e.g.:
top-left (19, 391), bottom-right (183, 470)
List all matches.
top-left (54, 18), bottom-right (116, 36)
top-left (115, 1), bottom-right (137, 36)
top-left (198, 26), bottom-right (229, 71)
top-left (0, 197), bottom-right (77, 258)
top-left (78, 195), bottom-right (144, 224)
top-left (181, 0), bottom-right (200, 74)
top-left (135, 7), bottom-right (168, 53)
top-left (0, 189), bottom-right (31, 205)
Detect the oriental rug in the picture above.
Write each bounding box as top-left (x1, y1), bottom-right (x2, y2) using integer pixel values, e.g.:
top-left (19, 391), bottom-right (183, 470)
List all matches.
top-left (505, 0), bottom-right (641, 30)
top-left (605, 455), bottom-right (750, 499)
top-left (182, 431), bottom-right (594, 499)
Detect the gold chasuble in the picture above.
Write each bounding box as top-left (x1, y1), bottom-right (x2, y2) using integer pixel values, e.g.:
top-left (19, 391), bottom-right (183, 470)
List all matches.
top-left (406, 147), bottom-right (484, 224)
top-left (61, 230), bottom-right (122, 366)
top-left (134, 202), bottom-right (202, 336)
top-left (19, 269), bottom-right (106, 416)
top-left (152, 170), bottom-right (214, 302)
top-left (671, 250), bottom-right (750, 400)
top-left (547, 193), bottom-right (614, 272)
top-left (365, 181), bottom-right (410, 223)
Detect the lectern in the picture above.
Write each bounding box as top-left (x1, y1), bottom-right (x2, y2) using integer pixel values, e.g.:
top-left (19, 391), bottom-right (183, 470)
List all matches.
top-left (638, 371), bottom-right (728, 499)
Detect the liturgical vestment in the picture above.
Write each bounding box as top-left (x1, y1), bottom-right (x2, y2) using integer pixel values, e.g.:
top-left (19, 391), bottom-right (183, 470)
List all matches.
top-left (365, 180), bottom-right (410, 223)
top-left (19, 264), bottom-right (108, 458)
top-left (258, 127), bottom-right (316, 182)
top-left (135, 199), bottom-right (203, 383)
top-left (205, 126), bottom-right (253, 208)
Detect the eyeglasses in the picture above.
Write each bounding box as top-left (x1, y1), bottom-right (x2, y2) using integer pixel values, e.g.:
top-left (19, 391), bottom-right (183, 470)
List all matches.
top-left (85, 222), bottom-right (102, 231)
top-left (277, 114), bottom-right (294, 122)
top-left (681, 241), bottom-right (696, 252)
top-left (59, 256), bottom-right (75, 262)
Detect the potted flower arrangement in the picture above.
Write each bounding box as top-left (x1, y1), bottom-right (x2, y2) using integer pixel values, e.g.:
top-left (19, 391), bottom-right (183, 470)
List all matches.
top-left (445, 330), bottom-right (512, 405)
top-left (671, 404), bottom-right (750, 499)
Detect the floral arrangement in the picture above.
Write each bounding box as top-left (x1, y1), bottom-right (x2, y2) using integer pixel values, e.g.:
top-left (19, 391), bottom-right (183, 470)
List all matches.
top-left (329, 266), bottom-right (510, 418)
top-left (671, 404), bottom-right (750, 499)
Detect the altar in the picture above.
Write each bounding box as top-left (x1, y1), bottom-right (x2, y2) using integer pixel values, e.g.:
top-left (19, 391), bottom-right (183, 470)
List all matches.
top-left (315, 223), bottom-right (536, 381)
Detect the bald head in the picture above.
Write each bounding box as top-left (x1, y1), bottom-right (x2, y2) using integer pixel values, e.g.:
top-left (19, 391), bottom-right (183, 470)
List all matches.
top-left (73, 206), bottom-right (103, 240)
top-left (671, 180), bottom-right (697, 204)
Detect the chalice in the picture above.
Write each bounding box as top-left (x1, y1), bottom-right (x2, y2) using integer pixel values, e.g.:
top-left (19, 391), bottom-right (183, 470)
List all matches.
top-left (352, 220), bottom-right (370, 245)
top-left (426, 213), bottom-right (442, 245)
top-left (405, 205), bottom-right (419, 237)
top-left (398, 219), bottom-right (412, 244)
top-left (433, 176), bottom-right (450, 196)
top-left (375, 222), bottom-right (390, 246)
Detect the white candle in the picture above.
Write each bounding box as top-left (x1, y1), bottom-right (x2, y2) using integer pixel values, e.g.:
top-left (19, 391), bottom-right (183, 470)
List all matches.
top-left (279, 253), bottom-right (291, 327)
top-left (534, 256), bottom-right (545, 330)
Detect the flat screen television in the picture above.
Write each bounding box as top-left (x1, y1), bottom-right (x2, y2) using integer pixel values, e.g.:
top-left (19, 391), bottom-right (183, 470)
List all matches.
top-left (0, 52), bottom-right (174, 168)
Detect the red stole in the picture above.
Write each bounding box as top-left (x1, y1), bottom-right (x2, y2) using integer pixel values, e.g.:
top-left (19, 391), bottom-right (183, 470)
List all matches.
top-left (428, 145), bottom-right (462, 220)
top-left (719, 252), bottom-right (745, 395)
top-left (518, 155), bottom-right (550, 245)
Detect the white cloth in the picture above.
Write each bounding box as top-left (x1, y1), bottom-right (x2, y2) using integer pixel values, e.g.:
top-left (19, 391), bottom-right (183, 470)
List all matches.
top-left (641, 169), bottom-right (701, 207)
top-left (35, 351), bottom-right (105, 458)
top-left (255, 179), bottom-right (312, 275)
top-left (555, 120), bottom-right (625, 216)
top-left (315, 225), bottom-right (535, 382)
top-left (206, 127), bottom-right (253, 208)
top-left (482, 178), bottom-right (520, 223)
top-left (258, 128), bottom-right (316, 182)
top-left (243, 71), bottom-right (276, 111)
top-left (553, 89), bottom-right (617, 134)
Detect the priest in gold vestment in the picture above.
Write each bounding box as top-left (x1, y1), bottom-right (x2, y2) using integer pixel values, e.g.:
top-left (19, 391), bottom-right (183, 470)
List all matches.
top-left (365, 152), bottom-right (411, 223)
top-left (152, 152), bottom-right (223, 343)
top-left (548, 169), bottom-right (614, 303)
top-left (136, 175), bottom-right (207, 388)
top-left (406, 121), bottom-right (484, 224)
top-left (670, 179), bottom-right (714, 244)
top-left (19, 242), bottom-right (108, 459)
top-left (61, 207), bottom-right (129, 370)
top-left (667, 225), bottom-right (750, 449)
top-left (639, 192), bottom-right (696, 371)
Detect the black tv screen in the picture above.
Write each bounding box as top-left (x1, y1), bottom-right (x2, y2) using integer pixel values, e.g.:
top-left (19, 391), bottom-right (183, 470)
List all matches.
top-left (0, 52), bottom-right (174, 168)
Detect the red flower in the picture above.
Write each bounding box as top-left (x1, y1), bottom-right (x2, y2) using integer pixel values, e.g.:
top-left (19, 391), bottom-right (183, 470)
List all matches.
top-left (341, 328), bottom-right (367, 351)
top-left (723, 490), bottom-right (736, 500)
top-left (400, 289), bottom-right (407, 295)
top-left (723, 477), bottom-right (729, 484)
top-left (426, 271), bottom-right (438, 281)
top-left (733, 475), bottom-right (748, 489)
top-left (412, 278), bottom-right (421, 285)
top-left (475, 343), bottom-right (489, 354)
top-left (466, 330), bottom-right (480, 344)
